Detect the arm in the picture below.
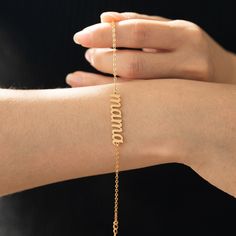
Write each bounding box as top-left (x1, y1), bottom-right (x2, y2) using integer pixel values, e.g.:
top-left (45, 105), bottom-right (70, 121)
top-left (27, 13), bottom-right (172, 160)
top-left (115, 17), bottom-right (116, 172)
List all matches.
top-left (65, 11), bottom-right (236, 198)
top-left (1, 79), bottom-right (236, 197)
top-left (0, 79), bottom-right (172, 196)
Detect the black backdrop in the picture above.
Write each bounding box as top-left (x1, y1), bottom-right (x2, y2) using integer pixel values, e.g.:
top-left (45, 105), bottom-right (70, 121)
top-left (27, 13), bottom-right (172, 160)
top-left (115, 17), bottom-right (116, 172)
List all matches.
top-left (0, 1), bottom-right (235, 235)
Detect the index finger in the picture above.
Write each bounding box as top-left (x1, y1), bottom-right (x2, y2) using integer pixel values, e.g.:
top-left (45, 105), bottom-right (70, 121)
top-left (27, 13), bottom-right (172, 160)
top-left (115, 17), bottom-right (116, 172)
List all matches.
top-left (73, 19), bottom-right (183, 50)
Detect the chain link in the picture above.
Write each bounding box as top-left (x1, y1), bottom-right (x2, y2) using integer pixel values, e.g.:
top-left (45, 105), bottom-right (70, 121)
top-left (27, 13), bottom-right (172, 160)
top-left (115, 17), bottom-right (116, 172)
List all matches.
top-left (111, 21), bottom-right (120, 236)
top-left (113, 144), bottom-right (120, 236)
top-left (111, 21), bottom-right (118, 94)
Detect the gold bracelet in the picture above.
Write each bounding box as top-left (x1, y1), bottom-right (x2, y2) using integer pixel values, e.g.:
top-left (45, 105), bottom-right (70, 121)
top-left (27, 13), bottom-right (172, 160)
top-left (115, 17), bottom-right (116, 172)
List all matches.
top-left (110, 21), bottom-right (123, 236)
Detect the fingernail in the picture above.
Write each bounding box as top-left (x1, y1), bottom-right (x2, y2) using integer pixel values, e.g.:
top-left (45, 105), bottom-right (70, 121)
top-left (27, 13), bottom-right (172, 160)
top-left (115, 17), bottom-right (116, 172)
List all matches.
top-left (101, 11), bottom-right (120, 18)
top-left (66, 73), bottom-right (74, 84)
top-left (143, 48), bottom-right (158, 53)
top-left (100, 11), bottom-right (122, 22)
top-left (85, 49), bottom-right (92, 63)
top-left (73, 29), bottom-right (91, 44)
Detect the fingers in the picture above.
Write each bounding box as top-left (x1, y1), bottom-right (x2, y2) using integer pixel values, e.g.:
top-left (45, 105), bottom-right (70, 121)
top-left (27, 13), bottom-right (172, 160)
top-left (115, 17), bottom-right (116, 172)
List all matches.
top-left (100, 11), bottom-right (170, 23)
top-left (84, 48), bottom-right (181, 79)
top-left (66, 71), bottom-right (133, 87)
top-left (73, 19), bottom-right (182, 50)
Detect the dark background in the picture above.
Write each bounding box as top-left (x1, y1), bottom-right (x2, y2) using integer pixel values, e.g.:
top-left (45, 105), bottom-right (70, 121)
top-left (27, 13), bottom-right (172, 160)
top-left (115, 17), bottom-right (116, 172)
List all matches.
top-left (0, 0), bottom-right (235, 235)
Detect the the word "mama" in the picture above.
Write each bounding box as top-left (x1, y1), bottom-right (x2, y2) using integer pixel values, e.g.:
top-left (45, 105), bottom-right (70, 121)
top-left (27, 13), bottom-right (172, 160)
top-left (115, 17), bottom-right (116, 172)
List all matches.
top-left (110, 92), bottom-right (124, 146)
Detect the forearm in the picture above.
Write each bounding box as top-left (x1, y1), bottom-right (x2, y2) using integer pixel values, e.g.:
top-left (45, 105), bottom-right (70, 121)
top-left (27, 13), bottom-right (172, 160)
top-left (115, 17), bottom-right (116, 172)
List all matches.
top-left (0, 85), bottom-right (120, 196)
top-left (0, 81), bottom-right (176, 196)
top-left (1, 79), bottom-right (236, 197)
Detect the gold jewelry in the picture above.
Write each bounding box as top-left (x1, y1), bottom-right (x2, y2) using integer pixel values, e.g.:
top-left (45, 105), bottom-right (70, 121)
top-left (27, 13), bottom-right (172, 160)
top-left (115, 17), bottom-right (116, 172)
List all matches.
top-left (110, 21), bottom-right (123, 236)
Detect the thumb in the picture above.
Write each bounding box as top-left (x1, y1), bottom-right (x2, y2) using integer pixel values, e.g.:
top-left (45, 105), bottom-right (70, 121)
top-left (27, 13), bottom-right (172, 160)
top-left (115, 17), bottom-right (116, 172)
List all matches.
top-left (100, 11), bottom-right (170, 23)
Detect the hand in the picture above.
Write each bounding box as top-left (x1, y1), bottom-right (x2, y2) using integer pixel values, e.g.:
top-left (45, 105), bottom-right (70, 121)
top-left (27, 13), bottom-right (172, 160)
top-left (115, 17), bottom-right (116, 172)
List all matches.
top-left (66, 11), bottom-right (236, 87)
top-left (64, 12), bottom-right (236, 198)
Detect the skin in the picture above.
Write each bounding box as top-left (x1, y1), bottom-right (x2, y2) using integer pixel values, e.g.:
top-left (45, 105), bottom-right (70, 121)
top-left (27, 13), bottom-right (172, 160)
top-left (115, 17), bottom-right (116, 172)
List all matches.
top-left (66, 11), bottom-right (236, 86)
top-left (1, 79), bottom-right (236, 198)
top-left (0, 12), bottom-right (236, 198)
top-left (66, 11), bottom-right (236, 197)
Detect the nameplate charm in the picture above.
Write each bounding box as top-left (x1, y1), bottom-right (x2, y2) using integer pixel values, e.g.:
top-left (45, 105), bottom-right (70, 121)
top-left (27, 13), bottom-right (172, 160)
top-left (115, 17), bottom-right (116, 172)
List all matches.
top-left (110, 92), bottom-right (124, 146)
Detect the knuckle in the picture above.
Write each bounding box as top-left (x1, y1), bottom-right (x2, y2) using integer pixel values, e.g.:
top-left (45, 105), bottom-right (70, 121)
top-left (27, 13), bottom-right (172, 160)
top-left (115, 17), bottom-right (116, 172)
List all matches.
top-left (170, 19), bottom-right (211, 80)
top-left (172, 19), bottom-right (200, 33)
top-left (171, 20), bottom-right (205, 46)
top-left (186, 24), bottom-right (205, 44)
top-left (124, 55), bottom-right (143, 78)
top-left (131, 21), bottom-right (148, 46)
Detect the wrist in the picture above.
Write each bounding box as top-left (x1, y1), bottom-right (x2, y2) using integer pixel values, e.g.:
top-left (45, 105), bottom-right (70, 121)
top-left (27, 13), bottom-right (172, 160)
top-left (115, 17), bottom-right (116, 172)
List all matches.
top-left (181, 82), bottom-right (236, 196)
top-left (120, 79), bottom-right (192, 168)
